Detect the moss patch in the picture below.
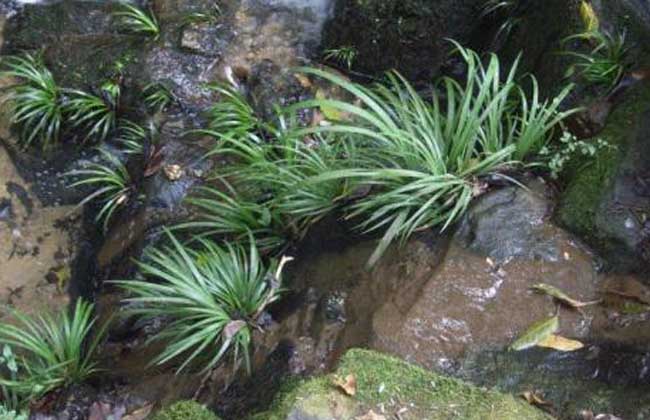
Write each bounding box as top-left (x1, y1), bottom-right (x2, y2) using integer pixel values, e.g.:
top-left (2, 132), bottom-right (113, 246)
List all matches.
top-left (557, 83), bottom-right (650, 243)
top-left (153, 400), bottom-right (221, 420)
top-left (250, 349), bottom-right (551, 419)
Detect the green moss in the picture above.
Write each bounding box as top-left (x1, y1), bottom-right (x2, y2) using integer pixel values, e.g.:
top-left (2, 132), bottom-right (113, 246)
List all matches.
top-left (153, 401), bottom-right (221, 420)
top-left (251, 349), bottom-right (551, 419)
top-left (557, 84), bottom-right (650, 241)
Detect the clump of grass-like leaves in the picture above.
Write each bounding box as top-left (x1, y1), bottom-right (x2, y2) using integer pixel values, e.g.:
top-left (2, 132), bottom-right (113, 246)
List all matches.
top-left (182, 4), bottom-right (223, 25)
top-left (323, 46), bottom-right (358, 70)
top-left (113, 2), bottom-right (160, 39)
top-left (68, 148), bottom-right (132, 232)
top-left (294, 43), bottom-right (577, 265)
top-left (0, 403), bottom-right (27, 420)
top-left (182, 87), bottom-right (354, 251)
top-left (64, 90), bottom-right (117, 142)
top-left (0, 300), bottom-right (106, 402)
top-left (480, 0), bottom-right (521, 46)
top-left (0, 53), bottom-right (63, 149)
top-left (143, 83), bottom-right (175, 112)
top-left (114, 230), bottom-right (287, 374)
top-left (562, 30), bottom-right (628, 88)
top-left (197, 83), bottom-right (269, 149)
top-left (116, 119), bottom-right (148, 155)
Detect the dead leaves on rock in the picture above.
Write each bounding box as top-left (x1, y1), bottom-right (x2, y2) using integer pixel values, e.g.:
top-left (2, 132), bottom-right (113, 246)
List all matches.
top-left (332, 373), bottom-right (357, 396)
top-left (531, 283), bottom-right (600, 308)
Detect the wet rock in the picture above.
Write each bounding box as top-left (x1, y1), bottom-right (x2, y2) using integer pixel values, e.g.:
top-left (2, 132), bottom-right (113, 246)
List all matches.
top-left (247, 60), bottom-right (312, 124)
top-left (593, 109), bottom-right (650, 270)
top-left (372, 182), bottom-right (599, 370)
top-left (455, 180), bottom-right (557, 262)
top-left (179, 22), bottom-right (221, 56)
top-left (322, 0), bottom-right (482, 80)
top-left (557, 83), bottom-right (650, 272)
top-left (459, 345), bottom-right (650, 420)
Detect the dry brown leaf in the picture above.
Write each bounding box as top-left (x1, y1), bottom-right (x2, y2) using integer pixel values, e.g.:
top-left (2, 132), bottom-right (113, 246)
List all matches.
top-left (294, 73), bottom-right (312, 88)
top-left (537, 334), bottom-right (584, 352)
top-left (521, 391), bottom-right (552, 407)
top-left (123, 403), bottom-right (154, 420)
top-left (332, 373), bottom-right (357, 396)
top-left (356, 409), bottom-right (386, 420)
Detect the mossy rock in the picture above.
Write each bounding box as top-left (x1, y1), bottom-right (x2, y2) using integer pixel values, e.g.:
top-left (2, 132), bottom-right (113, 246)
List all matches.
top-left (250, 349), bottom-right (551, 420)
top-left (556, 83), bottom-right (650, 269)
top-left (153, 401), bottom-right (221, 420)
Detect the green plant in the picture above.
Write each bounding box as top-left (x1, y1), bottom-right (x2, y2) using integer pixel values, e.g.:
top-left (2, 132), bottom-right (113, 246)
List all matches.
top-left (64, 90), bottom-right (116, 142)
top-left (113, 2), bottom-right (160, 39)
top-left (143, 83), bottom-right (175, 112)
top-left (116, 119), bottom-right (147, 155)
top-left (293, 43), bottom-right (576, 266)
top-left (68, 148), bottom-right (132, 232)
top-left (197, 83), bottom-right (267, 150)
top-left (179, 184), bottom-right (287, 253)
top-left (0, 53), bottom-right (63, 149)
top-left (114, 230), bottom-right (287, 374)
top-left (539, 131), bottom-right (613, 179)
top-left (0, 300), bottom-right (107, 402)
top-left (562, 30), bottom-right (628, 88)
top-left (0, 404), bottom-right (28, 420)
top-left (182, 4), bottom-right (222, 25)
top-left (479, 0), bottom-right (521, 45)
top-left (323, 46), bottom-right (358, 70)
top-left (186, 108), bottom-right (354, 251)
top-left (101, 78), bottom-right (121, 108)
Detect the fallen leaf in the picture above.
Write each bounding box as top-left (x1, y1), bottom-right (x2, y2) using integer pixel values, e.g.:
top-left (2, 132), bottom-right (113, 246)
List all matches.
top-left (332, 374), bottom-right (357, 396)
top-left (356, 410), bottom-right (386, 420)
top-left (293, 73), bottom-right (312, 88)
top-left (531, 283), bottom-right (600, 308)
top-left (123, 403), bottom-right (153, 420)
top-left (603, 277), bottom-right (650, 305)
top-left (521, 391), bottom-right (552, 407)
top-left (537, 334), bottom-right (584, 352)
top-left (510, 315), bottom-right (559, 351)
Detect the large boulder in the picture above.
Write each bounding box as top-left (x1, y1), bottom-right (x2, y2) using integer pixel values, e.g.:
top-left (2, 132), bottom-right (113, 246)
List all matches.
top-left (250, 349), bottom-right (551, 420)
top-left (371, 181), bottom-right (600, 370)
top-left (557, 82), bottom-right (650, 273)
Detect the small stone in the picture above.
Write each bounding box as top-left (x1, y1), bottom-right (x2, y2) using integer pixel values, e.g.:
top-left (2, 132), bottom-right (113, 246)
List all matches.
top-left (163, 164), bottom-right (183, 181)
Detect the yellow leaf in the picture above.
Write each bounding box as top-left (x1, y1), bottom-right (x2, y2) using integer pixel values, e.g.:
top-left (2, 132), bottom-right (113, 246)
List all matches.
top-left (510, 315), bottom-right (559, 351)
top-left (537, 334), bottom-right (584, 352)
top-left (332, 374), bottom-right (357, 396)
top-left (316, 89), bottom-right (343, 121)
top-left (580, 1), bottom-right (599, 32)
